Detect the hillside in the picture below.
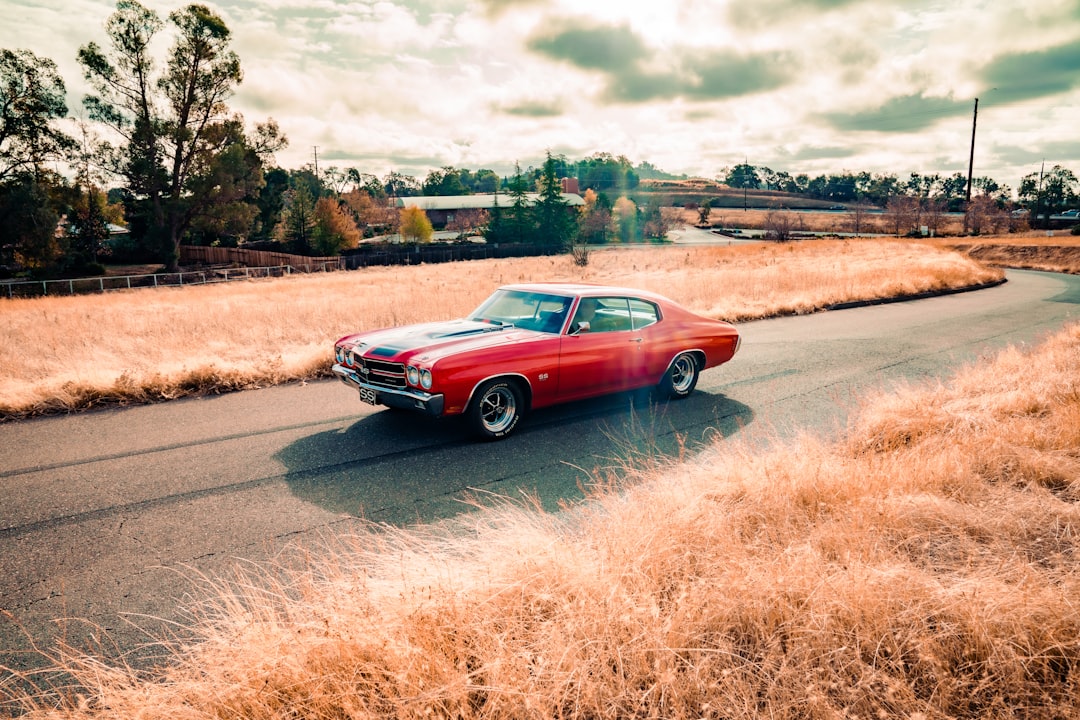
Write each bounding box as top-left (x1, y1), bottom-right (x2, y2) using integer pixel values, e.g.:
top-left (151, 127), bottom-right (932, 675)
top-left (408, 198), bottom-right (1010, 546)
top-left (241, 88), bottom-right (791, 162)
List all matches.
top-left (633, 178), bottom-right (846, 209)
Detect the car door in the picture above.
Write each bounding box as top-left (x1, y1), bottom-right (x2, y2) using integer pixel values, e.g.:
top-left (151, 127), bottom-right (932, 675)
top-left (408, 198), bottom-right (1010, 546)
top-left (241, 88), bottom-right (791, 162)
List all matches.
top-left (556, 296), bottom-right (649, 400)
top-left (627, 297), bottom-right (669, 382)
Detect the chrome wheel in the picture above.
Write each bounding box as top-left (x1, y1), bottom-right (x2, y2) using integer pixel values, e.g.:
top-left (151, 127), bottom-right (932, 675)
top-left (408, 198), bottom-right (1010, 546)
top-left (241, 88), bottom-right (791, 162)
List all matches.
top-left (480, 386), bottom-right (516, 433)
top-left (660, 352), bottom-right (699, 399)
top-left (670, 354), bottom-right (697, 394)
top-left (470, 379), bottom-right (523, 439)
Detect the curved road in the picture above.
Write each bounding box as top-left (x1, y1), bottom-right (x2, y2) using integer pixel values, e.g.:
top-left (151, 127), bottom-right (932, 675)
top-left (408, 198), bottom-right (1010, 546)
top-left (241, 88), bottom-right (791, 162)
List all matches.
top-left (2, 269), bottom-right (1078, 676)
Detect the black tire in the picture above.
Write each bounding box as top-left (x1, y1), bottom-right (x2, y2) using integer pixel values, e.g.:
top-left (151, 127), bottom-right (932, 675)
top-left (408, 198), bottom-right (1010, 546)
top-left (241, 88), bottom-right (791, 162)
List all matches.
top-left (468, 379), bottom-right (524, 440)
top-left (657, 352), bottom-right (700, 400)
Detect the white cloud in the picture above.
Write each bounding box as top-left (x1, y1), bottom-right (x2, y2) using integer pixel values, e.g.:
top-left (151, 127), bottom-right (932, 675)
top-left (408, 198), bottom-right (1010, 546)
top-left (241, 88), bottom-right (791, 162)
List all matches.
top-left (1, 0), bottom-right (1077, 187)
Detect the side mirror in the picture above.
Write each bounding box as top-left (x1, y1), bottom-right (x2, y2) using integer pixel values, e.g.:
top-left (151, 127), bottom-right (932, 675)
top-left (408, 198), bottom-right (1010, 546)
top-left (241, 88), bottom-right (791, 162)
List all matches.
top-left (571, 321), bottom-right (591, 335)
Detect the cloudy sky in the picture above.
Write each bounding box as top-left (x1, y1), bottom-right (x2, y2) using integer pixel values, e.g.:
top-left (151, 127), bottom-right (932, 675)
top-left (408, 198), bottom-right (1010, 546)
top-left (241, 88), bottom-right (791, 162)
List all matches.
top-left (3, 0), bottom-right (1079, 191)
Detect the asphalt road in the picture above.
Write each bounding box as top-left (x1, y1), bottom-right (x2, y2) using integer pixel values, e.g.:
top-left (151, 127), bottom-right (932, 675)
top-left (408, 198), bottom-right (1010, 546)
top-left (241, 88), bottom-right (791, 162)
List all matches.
top-left (2, 269), bottom-right (1079, 679)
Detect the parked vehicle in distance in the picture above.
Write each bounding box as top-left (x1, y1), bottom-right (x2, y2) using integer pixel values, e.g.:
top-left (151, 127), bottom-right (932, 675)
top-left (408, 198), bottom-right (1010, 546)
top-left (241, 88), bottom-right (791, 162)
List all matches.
top-left (333, 283), bottom-right (741, 439)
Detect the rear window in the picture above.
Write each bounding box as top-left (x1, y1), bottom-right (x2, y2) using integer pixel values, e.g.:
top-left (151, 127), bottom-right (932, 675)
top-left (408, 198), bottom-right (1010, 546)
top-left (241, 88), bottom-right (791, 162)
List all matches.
top-left (629, 298), bottom-right (659, 329)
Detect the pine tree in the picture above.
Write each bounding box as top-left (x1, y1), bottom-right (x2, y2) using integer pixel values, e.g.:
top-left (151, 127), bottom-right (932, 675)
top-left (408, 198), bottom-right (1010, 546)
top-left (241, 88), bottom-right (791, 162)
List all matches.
top-left (504, 163), bottom-right (534, 244)
top-left (278, 183), bottom-right (316, 253)
top-left (532, 151), bottom-right (575, 251)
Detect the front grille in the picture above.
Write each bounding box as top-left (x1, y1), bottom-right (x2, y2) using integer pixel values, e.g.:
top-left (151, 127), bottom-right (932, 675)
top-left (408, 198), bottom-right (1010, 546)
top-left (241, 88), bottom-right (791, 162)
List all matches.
top-left (346, 350), bottom-right (406, 389)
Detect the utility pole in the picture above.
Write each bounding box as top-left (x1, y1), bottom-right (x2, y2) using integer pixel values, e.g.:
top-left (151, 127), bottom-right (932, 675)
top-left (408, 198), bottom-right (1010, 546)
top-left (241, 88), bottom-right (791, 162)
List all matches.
top-left (313, 146), bottom-right (319, 177)
top-left (965, 98), bottom-right (978, 203)
top-left (961, 98), bottom-right (979, 234)
top-left (1035, 160), bottom-right (1045, 228)
top-left (743, 156), bottom-right (748, 211)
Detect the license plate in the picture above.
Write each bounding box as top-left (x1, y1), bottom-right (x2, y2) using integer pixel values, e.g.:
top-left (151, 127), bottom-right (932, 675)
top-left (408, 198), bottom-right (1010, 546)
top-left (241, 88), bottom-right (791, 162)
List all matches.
top-left (359, 387), bottom-right (377, 405)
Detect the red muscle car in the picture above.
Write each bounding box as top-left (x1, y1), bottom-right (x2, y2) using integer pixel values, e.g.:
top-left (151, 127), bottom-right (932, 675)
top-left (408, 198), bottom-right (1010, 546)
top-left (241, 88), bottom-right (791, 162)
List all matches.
top-left (333, 283), bottom-right (740, 439)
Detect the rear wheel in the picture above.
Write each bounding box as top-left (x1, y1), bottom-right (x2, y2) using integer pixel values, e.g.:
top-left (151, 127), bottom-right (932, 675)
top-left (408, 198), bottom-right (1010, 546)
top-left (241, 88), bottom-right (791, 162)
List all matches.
top-left (469, 379), bottom-right (524, 440)
top-left (657, 352), bottom-right (700, 399)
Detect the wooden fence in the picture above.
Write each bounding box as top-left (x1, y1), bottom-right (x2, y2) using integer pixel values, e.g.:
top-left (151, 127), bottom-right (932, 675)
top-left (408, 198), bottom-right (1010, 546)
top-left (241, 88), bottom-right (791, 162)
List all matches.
top-left (2, 266), bottom-right (299, 299)
top-left (180, 245), bottom-right (344, 271)
top-left (341, 242), bottom-right (559, 269)
top-left (1, 243), bottom-right (562, 298)
top-left (182, 242), bottom-right (560, 270)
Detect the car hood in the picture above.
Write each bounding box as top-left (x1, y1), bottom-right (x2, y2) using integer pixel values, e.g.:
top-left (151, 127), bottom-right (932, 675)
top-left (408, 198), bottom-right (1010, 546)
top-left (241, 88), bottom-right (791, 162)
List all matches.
top-left (339, 319), bottom-right (542, 362)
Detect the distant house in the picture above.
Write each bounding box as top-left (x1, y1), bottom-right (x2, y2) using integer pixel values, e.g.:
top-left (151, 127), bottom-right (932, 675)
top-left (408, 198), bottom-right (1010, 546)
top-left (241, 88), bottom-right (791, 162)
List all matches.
top-left (395, 193), bottom-right (585, 229)
top-left (57, 216), bottom-right (130, 239)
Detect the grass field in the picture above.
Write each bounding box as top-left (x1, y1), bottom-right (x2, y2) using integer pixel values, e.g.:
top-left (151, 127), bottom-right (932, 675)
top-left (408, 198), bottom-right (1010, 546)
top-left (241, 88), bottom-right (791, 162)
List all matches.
top-left (0, 239), bottom-right (1001, 420)
top-left (5, 292), bottom-right (1078, 718)
top-left (945, 236), bottom-right (1080, 275)
top-left (677, 206), bottom-right (974, 235)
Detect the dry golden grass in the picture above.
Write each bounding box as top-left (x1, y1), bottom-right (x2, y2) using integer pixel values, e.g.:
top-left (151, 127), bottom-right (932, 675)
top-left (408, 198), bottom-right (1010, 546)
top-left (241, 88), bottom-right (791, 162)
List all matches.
top-left (0, 240), bottom-right (1000, 419)
top-left (6, 314), bottom-right (1078, 718)
top-left (680, 206), bottom-right (965, 235)
top-left (945, 230), bottom-right (1080, 247)
top-left (955, 245), bottom-right (1080, 276)
top-left (939, 233), bottom-right (1080, 275)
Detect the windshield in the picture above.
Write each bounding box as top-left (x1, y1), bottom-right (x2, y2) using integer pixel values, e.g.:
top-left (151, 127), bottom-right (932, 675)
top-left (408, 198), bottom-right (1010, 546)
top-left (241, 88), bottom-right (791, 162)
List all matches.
top-left (469, 289), bottom-right (573, 334)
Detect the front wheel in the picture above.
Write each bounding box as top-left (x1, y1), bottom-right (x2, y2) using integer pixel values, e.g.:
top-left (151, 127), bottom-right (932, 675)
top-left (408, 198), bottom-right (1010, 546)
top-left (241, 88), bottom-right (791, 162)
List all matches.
top-left (469, 379), bottom-right (524, 440)
top-left (657, 353), bottom-right (700, 400)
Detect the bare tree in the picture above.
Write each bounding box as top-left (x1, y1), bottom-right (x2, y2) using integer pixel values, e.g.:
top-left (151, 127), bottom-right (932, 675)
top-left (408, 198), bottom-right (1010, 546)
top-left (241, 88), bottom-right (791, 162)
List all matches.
top-left (844, 204), bottom-right (870, 236)
top-left (763, 208), bottom-right (799, 241)
top-left (446, 208), bottom-right (489, 239)
top-left (923, 197), bottom-right (947, 237)
top-left (884, 195), bottom-right (919, 236)
top-left (966, 195), bottom-right (1009, 235)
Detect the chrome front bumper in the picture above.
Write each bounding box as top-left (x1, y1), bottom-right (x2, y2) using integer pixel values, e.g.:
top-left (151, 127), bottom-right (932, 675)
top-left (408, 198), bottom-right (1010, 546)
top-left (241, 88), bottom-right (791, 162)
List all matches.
top-left (332, 363), bottom-right (445, 416)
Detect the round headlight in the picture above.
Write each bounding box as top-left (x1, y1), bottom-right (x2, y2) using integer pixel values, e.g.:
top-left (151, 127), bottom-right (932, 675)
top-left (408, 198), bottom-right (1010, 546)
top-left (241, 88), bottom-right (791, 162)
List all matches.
top-left (406, 366), bottom-right (420, 385)
top-left (420, 369), bottom-right (433, 390)
top-left (336, 347), bottom-right (346, 364)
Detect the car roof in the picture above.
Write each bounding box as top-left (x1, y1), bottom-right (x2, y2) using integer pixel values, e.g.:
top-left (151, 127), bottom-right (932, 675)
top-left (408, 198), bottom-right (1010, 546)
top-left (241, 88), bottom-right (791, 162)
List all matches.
top-left (500, 282), bottom-right (671, 302)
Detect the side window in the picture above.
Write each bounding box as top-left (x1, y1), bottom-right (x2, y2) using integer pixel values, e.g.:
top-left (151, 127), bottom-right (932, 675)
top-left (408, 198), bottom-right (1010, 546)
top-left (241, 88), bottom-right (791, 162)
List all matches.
top-left (602, 298), bottom-right (633, 332)
top-left (629, 299), bottom-right (659, 330)
top-left (572, 297), bottom-right (632, 333)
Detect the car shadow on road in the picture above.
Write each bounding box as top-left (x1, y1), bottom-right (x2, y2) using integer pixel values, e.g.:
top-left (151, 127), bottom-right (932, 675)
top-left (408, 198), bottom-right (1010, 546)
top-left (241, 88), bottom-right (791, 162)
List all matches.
top-left (274, 390), bottom-right (754, 526)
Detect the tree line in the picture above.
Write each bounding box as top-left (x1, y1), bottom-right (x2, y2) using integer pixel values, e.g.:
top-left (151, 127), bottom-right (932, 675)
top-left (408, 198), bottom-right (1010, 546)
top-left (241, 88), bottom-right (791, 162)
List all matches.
top-left (719, 162), bottom-right (1079, 224)
top-left (2, 1), bottom-right (1078, 280)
